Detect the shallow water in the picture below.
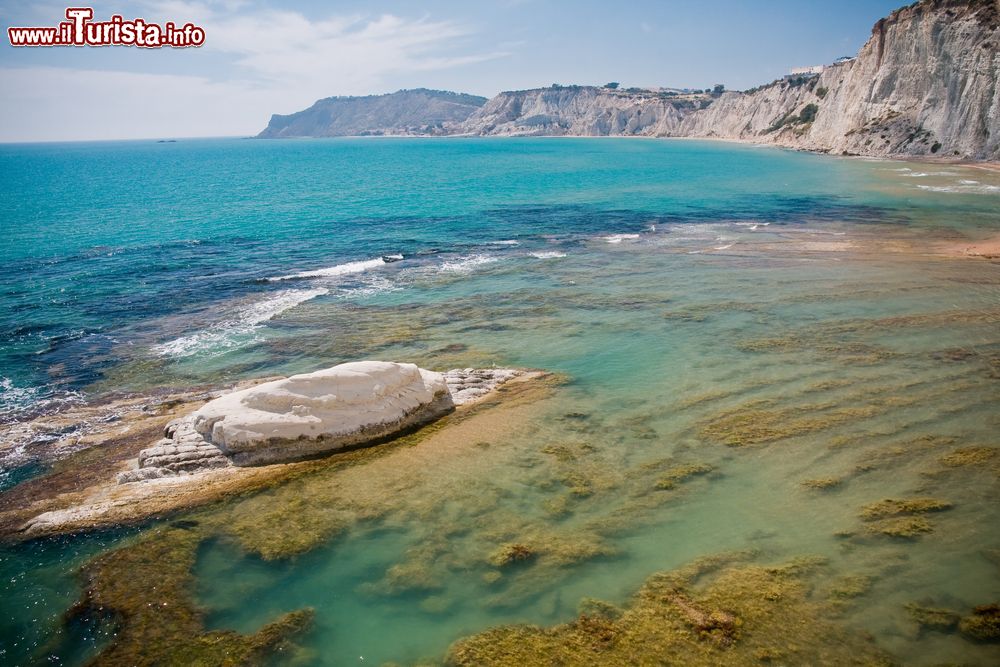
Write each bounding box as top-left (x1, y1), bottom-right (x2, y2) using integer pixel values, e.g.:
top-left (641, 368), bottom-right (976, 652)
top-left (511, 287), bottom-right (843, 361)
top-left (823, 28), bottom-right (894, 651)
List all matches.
top-left (0, 138), bottom-right (998, 665)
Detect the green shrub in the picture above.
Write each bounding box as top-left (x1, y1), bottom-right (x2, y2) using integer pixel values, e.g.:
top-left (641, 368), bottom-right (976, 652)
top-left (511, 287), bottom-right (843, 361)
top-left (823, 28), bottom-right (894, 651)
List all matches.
top-left (799, 103), bottom-right (819, 123)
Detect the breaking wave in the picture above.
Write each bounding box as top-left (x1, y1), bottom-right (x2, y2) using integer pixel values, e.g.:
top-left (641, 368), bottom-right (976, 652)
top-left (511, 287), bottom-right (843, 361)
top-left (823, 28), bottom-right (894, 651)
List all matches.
top-left (153, 287), bottom-right (328, 358)
top-left (603, 234), bottom-right (641, 244)
top-left (268, 258), bottom-right (386, 282)
top-left (439, 254), bottom-right (500, 273)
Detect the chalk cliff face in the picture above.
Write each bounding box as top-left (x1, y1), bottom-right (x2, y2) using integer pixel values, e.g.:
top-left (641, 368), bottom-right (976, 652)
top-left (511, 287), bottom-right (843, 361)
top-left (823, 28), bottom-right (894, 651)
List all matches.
top-left (258, 1), bottom-right (998, 160)
top-left (459, 86), bottom-right (689, 136)
top-left (676, 0), bottom-right (1000, 159)
top-left (257, 89), bottom-right (487, 138)
top-left (460, 0), bottom-right (998, 159)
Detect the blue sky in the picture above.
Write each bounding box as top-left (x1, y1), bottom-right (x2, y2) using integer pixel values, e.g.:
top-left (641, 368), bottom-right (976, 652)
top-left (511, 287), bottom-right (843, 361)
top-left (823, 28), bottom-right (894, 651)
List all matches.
top-left (0, 0), bottom-right (905, 141)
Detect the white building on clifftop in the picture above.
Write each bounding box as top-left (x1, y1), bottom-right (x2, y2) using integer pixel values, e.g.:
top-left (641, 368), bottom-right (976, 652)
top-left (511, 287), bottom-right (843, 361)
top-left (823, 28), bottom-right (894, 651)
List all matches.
top-left (789, 65), bottom-right (825, 76)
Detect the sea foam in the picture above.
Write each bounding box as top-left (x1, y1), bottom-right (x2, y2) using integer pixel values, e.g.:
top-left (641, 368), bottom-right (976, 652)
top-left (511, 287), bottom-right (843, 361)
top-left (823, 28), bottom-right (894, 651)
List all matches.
top-left (268, 258), bottom-right (386, 282)
top-left (153, 288), bottom-right (328, 358)
top-left (603, 234), bottom-right (640, 244)
top-left (917, 183), bottom-right (1000, 194)
top-left (439, 254), bottom-right (500, 273)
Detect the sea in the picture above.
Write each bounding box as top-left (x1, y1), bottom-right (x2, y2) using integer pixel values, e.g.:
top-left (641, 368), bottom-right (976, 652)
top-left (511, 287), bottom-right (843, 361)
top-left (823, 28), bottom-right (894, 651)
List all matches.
top-left (0, 137), bottom-right (998, 665)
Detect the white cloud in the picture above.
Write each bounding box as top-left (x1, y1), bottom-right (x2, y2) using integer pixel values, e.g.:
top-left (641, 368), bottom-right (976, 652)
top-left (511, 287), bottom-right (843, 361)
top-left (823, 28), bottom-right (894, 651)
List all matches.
top-left (205, 10), bottom-right (502, 91)
top-left (0, 66), bottom-right (279, 141)
top-left (0, 5), bottom-right (507, 140)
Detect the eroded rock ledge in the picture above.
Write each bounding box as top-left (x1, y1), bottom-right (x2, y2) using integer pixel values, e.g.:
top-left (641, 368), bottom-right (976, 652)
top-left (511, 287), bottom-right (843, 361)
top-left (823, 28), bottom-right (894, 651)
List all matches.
top-left (6, 363), bottom-right (543, 539)
top-left (118, 363), bottom-right (523, 483)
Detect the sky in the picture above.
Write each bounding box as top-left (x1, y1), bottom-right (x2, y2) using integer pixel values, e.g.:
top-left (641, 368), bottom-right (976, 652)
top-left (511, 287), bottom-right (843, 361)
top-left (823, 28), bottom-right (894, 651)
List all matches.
top-left (0, 0), bottom-right (906, 142)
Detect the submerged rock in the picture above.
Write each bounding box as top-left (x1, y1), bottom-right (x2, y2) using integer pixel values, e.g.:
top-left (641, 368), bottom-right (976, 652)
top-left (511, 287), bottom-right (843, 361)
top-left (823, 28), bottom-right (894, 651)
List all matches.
top-left (118, 362), bottom-right (523, 480)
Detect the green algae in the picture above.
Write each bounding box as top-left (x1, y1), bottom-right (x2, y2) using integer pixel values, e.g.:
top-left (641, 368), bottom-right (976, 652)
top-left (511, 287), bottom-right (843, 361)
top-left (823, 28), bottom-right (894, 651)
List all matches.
top-left (858, 497), bottom-right (953, 538)
top-left (801, 477), bottom-right (842, 490)
top-left (654, 463), bottom-right (714, 490)
top-left (828, 574), bottom-right (873, 600)
top-left (853, 435), bottom-right (960, 473)
top-left (865, 516), bottom-right (935, 538)
top-left (488, 543), bottom-right (536, 567)
top-left (66, 527), bottom-right (313, 666)
top-left (699, 398), bottom-right (882, 447)
top-left (737, 337), bottom-right (897, 365)
top-left (541, 493), bottom-right (573, 518)
top-left (540, 443), bottom-right (578, 462)
top-left (445, 555), bottom-right (892, 666)
top-left (559, 471), bottom-right (595, 496)
top-left (204, 375), bottom-right (562, 562)
top-left (577, 597), bottom-right (623, 620)
top-left (959, 604), bottom-right (1000, 641)
top-left (859, 498), bottom-right (953, 521)
top-left (939, 446), bottom-right (997, 468)
top-left (904, 603), bottom-right (960, 632)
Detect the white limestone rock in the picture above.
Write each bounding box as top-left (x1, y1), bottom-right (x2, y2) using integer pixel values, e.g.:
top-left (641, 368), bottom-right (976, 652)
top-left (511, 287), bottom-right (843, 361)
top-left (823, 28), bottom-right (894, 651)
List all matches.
top-left (190, 361), bottom-right (452, 466)
top-left (117, 362), bottom-right (526, 483)
top-left (442, 368), bottom-right (522, 405)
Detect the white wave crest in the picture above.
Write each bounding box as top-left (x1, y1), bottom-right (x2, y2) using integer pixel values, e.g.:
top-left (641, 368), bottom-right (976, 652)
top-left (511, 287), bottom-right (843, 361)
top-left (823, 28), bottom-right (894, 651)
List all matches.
top-left (916, 183), bottom-right (1000, 194)
top-left (0, 377), bottom-right (41, 414)
top-left (439, 254), bottom-right (500, 273)
top-left (153, 288), bottom-right (328, 358)
top-left (529, 251), bottom-right (567, 259)
top-left (603, 234), bottom-right (640, 244)
top-left (906, 171), bottom-right (957, 178)
top-left (488, 240), bottom-right (520, 246)
top-left (268, 258), bottom-right (385, 282)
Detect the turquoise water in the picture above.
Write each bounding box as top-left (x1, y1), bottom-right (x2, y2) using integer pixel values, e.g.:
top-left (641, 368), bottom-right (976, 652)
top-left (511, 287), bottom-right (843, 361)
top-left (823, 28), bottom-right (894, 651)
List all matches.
top-left (1, 138), bottom-right (999, 664)
top-left (2, 137), bottom-right (995, 415)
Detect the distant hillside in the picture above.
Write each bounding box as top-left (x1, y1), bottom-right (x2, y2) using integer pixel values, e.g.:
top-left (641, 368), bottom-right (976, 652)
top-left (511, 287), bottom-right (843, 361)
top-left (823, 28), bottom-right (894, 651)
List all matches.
top-left (459, 0), bottom-right (998, 159)
top-left (257, 89), bottom-right (487, 138)
top-left (257, 1), bottom-right (999, 160)
top-left (459, 85), bottom-right (698, 137)
top-left (676, 0), bottom-right (999, 159)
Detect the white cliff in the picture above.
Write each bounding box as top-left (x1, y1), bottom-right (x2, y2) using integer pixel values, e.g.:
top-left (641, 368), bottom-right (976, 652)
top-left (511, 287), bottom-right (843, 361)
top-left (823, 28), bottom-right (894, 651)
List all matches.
top-left (459, 86), bottom-right (688, 137)
top-left (257, 1), bottom-right (998, 159)
top-left (459, 0), bottom-right (999, 160)
top-left (678, 0), bottom-right (1000, 159)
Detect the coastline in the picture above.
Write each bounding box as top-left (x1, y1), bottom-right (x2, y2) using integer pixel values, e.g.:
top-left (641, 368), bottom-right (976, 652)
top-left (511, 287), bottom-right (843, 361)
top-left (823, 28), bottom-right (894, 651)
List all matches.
top-left (0, 369), bottom-right (552, 540)
top-left (256, 132), bottom-right (1000, 171)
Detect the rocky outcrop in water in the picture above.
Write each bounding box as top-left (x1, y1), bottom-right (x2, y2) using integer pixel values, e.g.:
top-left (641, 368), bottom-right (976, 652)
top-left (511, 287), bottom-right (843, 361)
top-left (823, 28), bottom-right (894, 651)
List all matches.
top-left (257, 89), bottom-right (487, 138)
top-left (117, 363), bottom-right (523, 481)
